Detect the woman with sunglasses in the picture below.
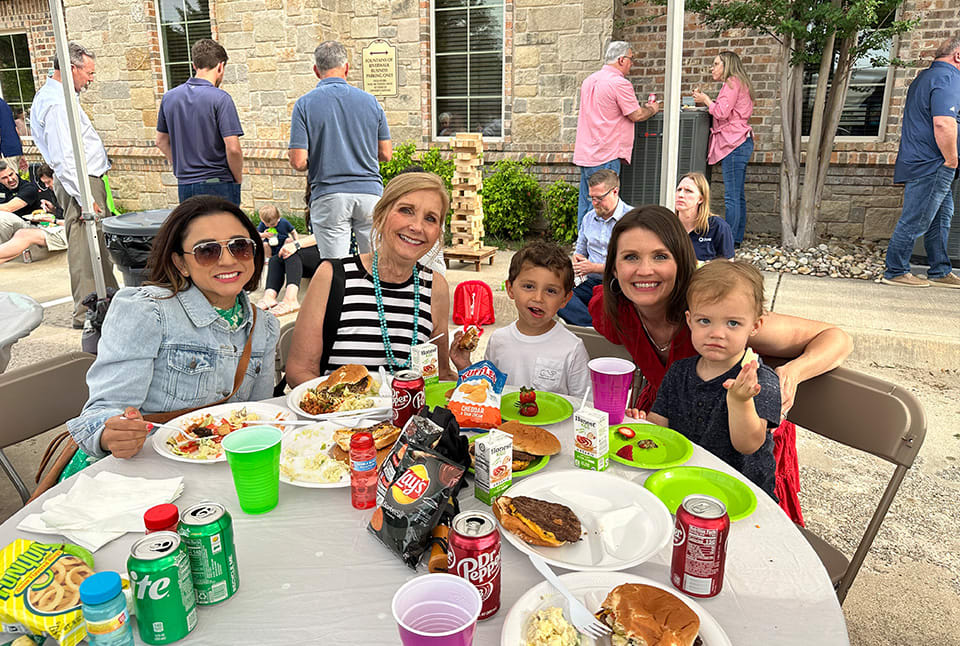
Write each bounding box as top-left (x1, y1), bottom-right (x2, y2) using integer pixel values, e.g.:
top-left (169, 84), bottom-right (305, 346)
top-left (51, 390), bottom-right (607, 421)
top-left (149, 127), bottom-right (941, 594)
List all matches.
top-left (286, 172), bottom-right (457, 384)
top-left (66, 196), bottom-right (280, 468)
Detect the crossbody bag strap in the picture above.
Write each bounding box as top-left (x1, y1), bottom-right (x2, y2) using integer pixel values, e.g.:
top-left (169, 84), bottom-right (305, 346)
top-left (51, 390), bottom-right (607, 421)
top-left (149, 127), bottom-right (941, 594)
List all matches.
top-left (145, 306), bottom-right (258, 424)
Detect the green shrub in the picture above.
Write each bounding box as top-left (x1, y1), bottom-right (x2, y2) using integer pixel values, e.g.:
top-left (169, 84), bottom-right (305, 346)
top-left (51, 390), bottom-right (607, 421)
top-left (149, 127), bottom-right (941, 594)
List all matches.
top-left (544, 180), bottom-right (579, 245)
top-left (380, 142), bottom-right (455, 195)
top-left (482, 157), bottom-right (543, 241)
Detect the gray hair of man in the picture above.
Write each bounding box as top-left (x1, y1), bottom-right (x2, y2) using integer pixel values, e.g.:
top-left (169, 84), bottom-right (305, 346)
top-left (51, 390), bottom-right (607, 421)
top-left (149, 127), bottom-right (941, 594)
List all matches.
top-left (934, 36), bottom-right (960, 59)
top-left (314, 41), bottom-right (348, 73)
top-left (605, 41), bottom-right (631, 64)
top-left (0, 161), bottom-right (8, 172)
top-left (53, 42), bottom-right (95, 71)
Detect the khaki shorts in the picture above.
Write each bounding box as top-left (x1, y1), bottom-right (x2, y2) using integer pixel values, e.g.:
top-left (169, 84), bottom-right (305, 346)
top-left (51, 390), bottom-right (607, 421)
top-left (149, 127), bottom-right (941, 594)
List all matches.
top-left (40, 224), bottom-right (68, 251)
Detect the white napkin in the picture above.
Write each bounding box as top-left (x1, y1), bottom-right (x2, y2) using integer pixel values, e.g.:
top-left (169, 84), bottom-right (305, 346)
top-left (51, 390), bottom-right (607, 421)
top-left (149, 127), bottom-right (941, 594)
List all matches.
top-left (17, 471), bottom-right (184, 552)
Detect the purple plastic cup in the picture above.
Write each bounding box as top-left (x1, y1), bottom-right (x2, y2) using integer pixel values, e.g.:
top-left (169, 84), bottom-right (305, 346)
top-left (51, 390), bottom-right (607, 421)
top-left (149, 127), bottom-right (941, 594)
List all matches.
top-left (588, 357), bottom-right (636, 425)
top-left (392, 574), bottom-right (482, 646)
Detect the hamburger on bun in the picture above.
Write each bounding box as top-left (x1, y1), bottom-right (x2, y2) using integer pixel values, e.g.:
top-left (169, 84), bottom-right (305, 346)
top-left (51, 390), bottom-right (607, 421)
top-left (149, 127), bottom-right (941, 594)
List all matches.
top-left (468, 421), bottom-right (561, 471)
top-left (458, 325), bottom-right (480, 352)
top-left (492, 495), bottom-right (582, 547)
top-left (595, 584), bottom-right (700, 646)
top-left (334, 421), bottom-right (401, 452)
top-left (328, 443), bottom-right (392, 468)
top-left (317, 364), bottom-right (376, 396)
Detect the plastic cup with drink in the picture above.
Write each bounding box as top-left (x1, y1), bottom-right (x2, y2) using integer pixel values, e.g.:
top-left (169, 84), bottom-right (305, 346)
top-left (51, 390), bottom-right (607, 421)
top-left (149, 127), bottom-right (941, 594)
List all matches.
top-left (222, 425), bottom-right (283, 514)
top-left (392, 573), bottom-right (482, 646)
top-left (587, 357), bottom-right (636, 425)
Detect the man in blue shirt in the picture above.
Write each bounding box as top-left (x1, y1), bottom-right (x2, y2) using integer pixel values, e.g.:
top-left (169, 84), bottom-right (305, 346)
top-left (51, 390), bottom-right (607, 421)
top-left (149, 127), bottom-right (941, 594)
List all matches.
top-left (882, 37), bottom-right (960, 288)
top-left (0, 98), bottom-right (26, 174)
top-left (156, 39), bottom-right (244, 205)
top-left (288, 41), bottom-right (392, 257)
top-left (558, 170), bottom-right (631, 326)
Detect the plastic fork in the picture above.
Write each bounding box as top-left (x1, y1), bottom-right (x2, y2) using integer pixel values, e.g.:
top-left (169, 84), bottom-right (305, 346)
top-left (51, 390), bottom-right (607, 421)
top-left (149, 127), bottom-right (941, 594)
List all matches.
top-left (527, 554), bottom-right (611, 640)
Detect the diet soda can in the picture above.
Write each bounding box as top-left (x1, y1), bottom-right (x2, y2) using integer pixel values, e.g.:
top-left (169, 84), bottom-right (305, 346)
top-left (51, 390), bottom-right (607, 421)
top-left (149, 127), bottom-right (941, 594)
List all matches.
top-left (127, 532), bottom-right (198, 644)
top-left (178, 501), bottom-right (240, 605)
top-left (670, 494), bottom-right (729, 598)
top-left (448, 510), bottom-right (501, 620)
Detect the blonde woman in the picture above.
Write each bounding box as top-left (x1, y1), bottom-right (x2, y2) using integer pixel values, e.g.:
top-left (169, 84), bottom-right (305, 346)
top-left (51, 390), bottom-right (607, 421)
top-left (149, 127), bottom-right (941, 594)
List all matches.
top-left (692, 51), bottom-right (754, 246)
top-left (674, 172), bottom-right (734, 261)
top-left (286, 172), bottom-right (456, 383)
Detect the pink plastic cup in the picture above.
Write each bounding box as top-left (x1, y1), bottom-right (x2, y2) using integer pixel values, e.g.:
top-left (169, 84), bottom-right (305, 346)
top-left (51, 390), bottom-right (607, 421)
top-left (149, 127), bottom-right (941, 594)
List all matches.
top-left (392, 573), bottom-right (482, 646)
top-left (588, 357), bottom-right (636, 425)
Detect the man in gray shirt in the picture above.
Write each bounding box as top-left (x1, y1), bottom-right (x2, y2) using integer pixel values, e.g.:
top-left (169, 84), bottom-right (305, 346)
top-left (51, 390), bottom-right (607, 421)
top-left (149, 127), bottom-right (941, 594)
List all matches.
top-left (288, 41), bottom-right (392, 256)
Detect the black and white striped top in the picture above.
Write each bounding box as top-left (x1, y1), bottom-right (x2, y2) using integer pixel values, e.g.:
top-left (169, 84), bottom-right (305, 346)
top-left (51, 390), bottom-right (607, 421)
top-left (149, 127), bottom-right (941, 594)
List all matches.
top-left (325, 255), bottom-right (434, 373)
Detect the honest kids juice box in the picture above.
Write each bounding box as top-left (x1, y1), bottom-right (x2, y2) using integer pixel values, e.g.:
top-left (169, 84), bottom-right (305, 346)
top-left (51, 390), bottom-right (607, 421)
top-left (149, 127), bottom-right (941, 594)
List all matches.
top-left (573, 406), bottom-right (609, 471)
top-left (411, 343), bottom-right (440, 386)
top-left (474, 430), bottom-right (513, 505)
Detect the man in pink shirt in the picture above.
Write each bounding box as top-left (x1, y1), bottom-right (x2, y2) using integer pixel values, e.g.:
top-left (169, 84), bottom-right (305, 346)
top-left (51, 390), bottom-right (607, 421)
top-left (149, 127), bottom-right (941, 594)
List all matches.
top-left (574, 41), bottom-right (659, 226)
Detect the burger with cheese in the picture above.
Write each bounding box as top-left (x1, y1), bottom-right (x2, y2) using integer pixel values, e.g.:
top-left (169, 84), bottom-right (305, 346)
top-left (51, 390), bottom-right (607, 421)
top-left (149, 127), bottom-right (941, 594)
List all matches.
top-left (595, 583), bottom-right (701, 646)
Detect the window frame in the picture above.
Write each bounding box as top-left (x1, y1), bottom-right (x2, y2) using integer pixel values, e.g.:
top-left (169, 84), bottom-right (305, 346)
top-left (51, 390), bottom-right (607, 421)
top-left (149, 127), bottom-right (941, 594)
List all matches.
top-left (0, 31), bottom-right (36, 137)
top-left (430, 0), bottom-right (506, 142)
top-left (154, 0), bottom-right (215, 92)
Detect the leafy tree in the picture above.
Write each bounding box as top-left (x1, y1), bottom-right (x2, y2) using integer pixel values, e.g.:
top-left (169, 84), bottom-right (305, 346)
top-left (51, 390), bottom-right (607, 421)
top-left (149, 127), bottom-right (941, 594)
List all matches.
top-left (482, 158), bottom-right (543, 240)
top-left (673, 0), bottom-right (915, 248)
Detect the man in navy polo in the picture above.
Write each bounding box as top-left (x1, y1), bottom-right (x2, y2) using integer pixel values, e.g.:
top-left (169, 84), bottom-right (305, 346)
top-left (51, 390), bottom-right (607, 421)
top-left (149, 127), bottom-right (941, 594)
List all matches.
top-left (882, 37), bottom-right (960, 288)
top-left (288, 41), bottom-right (392, 256)
top-left (156, 39), bottom-right (243, 205)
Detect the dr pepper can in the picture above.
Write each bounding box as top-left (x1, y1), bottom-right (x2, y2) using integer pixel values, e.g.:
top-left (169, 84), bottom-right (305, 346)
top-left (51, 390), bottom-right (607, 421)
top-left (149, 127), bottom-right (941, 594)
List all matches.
top-left (391, 369), bottom-right (425, 428)
top-left (671, 494), bottom-right (729, 598)
top-left (447, 510), bottom-right (501, 620)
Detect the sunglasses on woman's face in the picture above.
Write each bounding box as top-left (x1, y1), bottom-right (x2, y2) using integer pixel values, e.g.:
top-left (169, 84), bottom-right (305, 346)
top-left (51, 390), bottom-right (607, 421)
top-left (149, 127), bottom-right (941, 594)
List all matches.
top-left (183, 238), bottom-right (257, 266)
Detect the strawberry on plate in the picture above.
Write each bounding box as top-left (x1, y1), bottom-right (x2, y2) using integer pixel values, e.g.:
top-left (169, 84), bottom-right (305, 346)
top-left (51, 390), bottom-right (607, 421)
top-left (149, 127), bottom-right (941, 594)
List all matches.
top-left (518, 402), bottom-right (539, 417)
top-left (615, 426), bottom-right (636, 440)
top-left (518, 386), bottom-right (536, 404)
top-left (615, 444), bottom-right (634, 461)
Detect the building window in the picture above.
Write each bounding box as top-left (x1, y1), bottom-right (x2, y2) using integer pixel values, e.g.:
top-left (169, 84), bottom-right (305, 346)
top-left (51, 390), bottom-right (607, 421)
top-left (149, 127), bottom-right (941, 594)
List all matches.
top-left (0, 34), bottom-right (36, 125)
top-left (801, 20), bottom-right (895, 138)
top-left (433, 0), bottom-right (504, 138)
top-left (157, 0), bottom-right (214, 89)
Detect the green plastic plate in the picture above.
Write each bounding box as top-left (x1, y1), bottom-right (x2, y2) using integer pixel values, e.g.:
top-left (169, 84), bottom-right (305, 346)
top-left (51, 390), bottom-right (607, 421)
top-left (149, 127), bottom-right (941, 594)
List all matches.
top-left (467, 432), bottom-right (551, 478)
top-left (608, 424), bottom-right (694, 470)
top-left (424, 381), bottom-right (457, 409)
top-left (643, 466), bottom-right (758, 521)
top-left (500, 391), bottom-right (574, 426)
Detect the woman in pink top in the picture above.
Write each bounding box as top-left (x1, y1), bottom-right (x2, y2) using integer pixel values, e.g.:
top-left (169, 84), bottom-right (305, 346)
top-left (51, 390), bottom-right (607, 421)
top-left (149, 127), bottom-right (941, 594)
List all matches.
top-left (693, 51), bottom-right (755, 246)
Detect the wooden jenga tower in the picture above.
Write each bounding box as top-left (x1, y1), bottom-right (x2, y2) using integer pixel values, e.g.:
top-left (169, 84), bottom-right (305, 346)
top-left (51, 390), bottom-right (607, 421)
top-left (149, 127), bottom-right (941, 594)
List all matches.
top-left (445, 133), bottom-right (497, 271)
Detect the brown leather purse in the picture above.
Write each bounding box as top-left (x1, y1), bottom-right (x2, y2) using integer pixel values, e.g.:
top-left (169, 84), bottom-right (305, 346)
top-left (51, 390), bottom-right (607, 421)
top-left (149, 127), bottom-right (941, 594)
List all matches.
top-left (29, 309), bottom-right (258, 503)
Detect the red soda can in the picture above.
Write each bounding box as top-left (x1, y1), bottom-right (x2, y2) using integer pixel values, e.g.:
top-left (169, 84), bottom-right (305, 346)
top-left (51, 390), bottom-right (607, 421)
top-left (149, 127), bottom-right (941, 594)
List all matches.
top-left (671, 494), bottom-right (729, 598)
top-left (350, 431), bottom-right (377, 510)
top-left (648, 92), bottom-right (657, 103)
top-left (447, 510), bottom-right (501, 620)
top-left (391, 369), bottom-right (425, 428)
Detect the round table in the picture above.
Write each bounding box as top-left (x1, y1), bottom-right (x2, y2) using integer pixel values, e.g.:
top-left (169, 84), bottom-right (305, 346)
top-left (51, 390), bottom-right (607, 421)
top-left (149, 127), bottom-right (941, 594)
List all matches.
top-left (0, 291), bottom-right (42, 373)
top-left (0, 394), bottom-right (849, 645)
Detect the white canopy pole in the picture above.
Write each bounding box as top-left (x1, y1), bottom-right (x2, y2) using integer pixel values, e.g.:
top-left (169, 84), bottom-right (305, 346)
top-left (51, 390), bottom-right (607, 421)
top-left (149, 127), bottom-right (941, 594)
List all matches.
top-left (659, 0), bottom-right (684, 209)
top-left (47, 0), bottom-right (107, 301)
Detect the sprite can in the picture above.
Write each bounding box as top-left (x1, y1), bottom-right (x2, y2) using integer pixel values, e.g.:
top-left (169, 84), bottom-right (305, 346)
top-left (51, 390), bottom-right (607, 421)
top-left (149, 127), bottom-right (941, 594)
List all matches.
top-left (178, 501), bottom-right (240, 605)
top-left (127, 532), bottom-right (198, 644)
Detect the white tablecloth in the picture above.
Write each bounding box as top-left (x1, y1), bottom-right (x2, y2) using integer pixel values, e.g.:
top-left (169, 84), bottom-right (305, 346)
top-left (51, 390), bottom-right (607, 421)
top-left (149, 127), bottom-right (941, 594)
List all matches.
top-left (0, 395), bottom-right (849, 645)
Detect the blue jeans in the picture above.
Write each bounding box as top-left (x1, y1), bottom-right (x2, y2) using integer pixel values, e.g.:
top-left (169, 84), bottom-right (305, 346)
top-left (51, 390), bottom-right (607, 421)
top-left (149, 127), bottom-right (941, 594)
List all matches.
top-left (720, 136), bottom-right (754, 244)
top-left (179, 180), bottom-right (242, 205)
top-left (884, 164), bottom-right (957, 279)
top-left (577, 160), bottom-right (621, 228)
top-left (558, 276), bottom-right (601, 327)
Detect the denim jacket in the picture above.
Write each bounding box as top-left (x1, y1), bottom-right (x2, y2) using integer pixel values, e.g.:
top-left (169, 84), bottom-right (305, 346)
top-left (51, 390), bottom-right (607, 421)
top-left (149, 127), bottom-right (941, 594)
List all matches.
top-left (67, 285), bottom-right (280, 458)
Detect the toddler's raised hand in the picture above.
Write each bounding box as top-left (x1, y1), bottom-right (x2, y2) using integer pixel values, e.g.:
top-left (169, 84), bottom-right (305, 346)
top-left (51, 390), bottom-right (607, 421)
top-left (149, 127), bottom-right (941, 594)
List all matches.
top-left (449, 330), bottom-right (472, 371)
top-left (723, 360), bottom-right (761, 402)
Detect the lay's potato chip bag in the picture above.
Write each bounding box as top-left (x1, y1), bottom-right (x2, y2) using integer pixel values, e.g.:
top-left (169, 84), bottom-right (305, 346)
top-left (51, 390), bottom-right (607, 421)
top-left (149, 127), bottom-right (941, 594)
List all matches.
top-left (448, 360), bottom-right (507, 429)
top-left (0, 540), bottom-right (94, 646)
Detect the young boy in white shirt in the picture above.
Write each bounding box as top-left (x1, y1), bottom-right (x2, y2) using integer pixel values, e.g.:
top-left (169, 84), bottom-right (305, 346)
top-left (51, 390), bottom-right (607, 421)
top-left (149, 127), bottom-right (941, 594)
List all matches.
top-left (451, 240), bottom-right (590, 396)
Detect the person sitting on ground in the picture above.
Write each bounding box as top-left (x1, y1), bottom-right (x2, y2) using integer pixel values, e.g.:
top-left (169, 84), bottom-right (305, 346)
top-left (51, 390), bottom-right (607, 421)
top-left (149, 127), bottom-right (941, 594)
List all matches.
top-left (65, 195), bottom-right (279, 474)
top-left (647, 260), bottom-right (780, 499)
top-left (285, 172), bottom-right (456, 382)
top-left (0, 207), bottom-right (67, 266)
top-left (0, 161), bottom-right (60, 263)
top-left (256, 204), bottom-right (296, 259)
top-left (0, 159), bottom-right (40, 221)
top-left (558, 169), bottom-right (631, 327)
top-left (258, 183), bottom-right (319, 314)
top-left (453, 240), bottom-right (590, 396)
top-left (674, 172), bottom-right (734, 262)
top-left (33, 163), bottom-right (62, 218)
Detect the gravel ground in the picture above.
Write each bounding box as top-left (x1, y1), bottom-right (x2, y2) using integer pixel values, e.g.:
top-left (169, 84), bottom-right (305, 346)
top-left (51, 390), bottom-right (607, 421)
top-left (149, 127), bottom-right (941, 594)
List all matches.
top-left (736, 233), bottom-right (888, 281)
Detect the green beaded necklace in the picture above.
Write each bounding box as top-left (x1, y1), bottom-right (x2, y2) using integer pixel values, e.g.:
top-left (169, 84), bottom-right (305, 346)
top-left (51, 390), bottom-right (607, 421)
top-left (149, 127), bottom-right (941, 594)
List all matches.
top-left (372, 251), bottom-right (420, 374)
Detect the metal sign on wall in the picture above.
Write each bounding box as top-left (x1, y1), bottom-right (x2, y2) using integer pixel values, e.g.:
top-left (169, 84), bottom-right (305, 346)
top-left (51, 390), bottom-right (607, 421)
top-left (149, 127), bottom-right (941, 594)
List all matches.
top-left (362, 40), bottom-right (398, 97)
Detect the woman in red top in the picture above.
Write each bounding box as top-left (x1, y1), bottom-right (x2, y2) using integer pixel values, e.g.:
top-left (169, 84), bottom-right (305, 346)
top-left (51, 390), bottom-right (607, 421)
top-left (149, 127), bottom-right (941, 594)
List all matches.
top-left (588, 206), bottom-right (852, 521)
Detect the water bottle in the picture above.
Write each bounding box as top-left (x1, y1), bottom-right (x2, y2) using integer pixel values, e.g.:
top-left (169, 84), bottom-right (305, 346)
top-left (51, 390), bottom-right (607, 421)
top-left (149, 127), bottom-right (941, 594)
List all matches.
top-left (350, 431), bottom-right (377, 509)
top-left (79, 571), bottom-right (135, 646)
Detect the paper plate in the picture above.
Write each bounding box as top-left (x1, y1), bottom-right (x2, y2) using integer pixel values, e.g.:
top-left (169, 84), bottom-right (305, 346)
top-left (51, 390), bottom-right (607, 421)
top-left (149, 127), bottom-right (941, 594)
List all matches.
top-left (501, 571), bottom-right (733, 646)
top-left (279, 421), bottom-right (362, 489)
top-left (151, 402), bottom-right (295, 464)
top-left (493, 469), bottom-right (673, 572)
top-left (643, 466), bottom-right (758, 522)
top-left (608, 423), bottom-right (694, 470)
top-left (424, 380), bottom-right (457, 409)
top-left (500, 391), bottom-right (574, 426)
top-left (467, 432), bottom-right (550, 478)
top-left (287, 375), bottom-right (391, 420)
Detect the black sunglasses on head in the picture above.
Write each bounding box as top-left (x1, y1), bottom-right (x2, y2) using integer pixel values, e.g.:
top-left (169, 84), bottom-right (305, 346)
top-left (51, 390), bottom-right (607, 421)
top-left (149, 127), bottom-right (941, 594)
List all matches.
top-left (183, 238), bottom-right (256, 266)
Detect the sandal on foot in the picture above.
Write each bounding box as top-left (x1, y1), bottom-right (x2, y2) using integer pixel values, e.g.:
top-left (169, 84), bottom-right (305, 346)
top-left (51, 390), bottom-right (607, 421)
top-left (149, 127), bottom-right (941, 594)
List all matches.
top-left (271, 301), bottom-right (300, 316)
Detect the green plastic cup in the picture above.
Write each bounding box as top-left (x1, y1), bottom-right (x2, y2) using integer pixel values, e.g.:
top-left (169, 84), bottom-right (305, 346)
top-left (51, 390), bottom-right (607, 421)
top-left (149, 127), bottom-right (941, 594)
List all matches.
top-left (222, 425), bottom-right (283, 514)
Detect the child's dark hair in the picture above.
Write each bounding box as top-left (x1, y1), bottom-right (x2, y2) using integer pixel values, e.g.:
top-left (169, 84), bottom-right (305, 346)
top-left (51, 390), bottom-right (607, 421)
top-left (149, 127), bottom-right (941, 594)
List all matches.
top-left (507, 240), bottom-right (575, 293)
top-left (687, 260), bottom-right (765, 319)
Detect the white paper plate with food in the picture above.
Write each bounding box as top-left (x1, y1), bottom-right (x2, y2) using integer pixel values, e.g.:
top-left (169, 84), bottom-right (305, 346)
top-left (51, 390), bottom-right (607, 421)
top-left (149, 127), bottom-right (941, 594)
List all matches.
top-left (286, 364), bottom-right (391, 420)
top-left (501, 571), bottom-right (732, 646)
top-left (492, 469), bottom-right (672, 572)
top-left (152, 402), bottom-right (296, 463)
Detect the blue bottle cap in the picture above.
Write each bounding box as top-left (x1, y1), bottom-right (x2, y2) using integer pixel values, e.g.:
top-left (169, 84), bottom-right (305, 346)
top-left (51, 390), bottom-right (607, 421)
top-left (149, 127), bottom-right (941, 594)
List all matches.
top-left (79, 571), bottom-right (122, 605)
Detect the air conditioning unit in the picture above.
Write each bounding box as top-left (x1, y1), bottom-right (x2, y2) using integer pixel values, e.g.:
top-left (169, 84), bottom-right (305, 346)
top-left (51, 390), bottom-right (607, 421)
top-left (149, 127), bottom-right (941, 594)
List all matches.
top-left (910, 179), bottom-right (960, 266)
top-left (619, 110), bottom-right (711, 207)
